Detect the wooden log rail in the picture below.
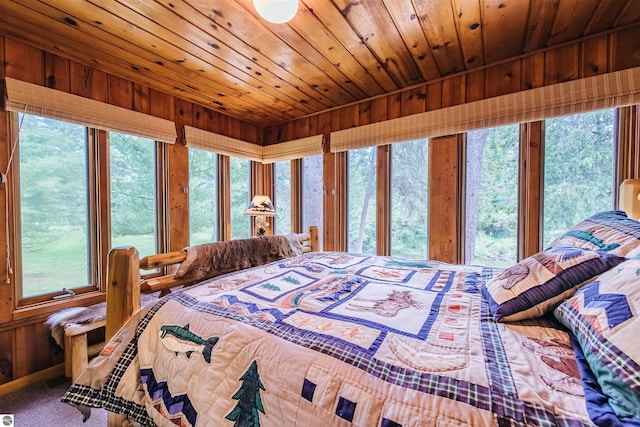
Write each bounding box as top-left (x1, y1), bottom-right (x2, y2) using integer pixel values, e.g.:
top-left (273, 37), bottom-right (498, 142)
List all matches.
top-left (105, 227), bottom-right (319, 341)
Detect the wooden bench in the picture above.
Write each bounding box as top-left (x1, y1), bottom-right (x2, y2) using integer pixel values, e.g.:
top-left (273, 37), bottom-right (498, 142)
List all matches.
top-left (63, 320), bottom-right (106, 381)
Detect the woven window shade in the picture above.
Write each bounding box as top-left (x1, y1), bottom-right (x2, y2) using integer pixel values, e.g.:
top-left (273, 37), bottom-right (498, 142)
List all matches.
top-left (331, 67), bottom-right (640, 152)
top-left (262, 135), bottom-right (324, 163)
top-left (184, 125), bottom-right (262, 162)
top-left (185, 126), bottom-right (323, 163)
top-left (3, 77), bottom-right (176, 143)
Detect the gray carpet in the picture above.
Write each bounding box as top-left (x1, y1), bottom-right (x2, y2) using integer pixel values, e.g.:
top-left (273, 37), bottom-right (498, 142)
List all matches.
top-left (0, 377), bottom-right (108, 426)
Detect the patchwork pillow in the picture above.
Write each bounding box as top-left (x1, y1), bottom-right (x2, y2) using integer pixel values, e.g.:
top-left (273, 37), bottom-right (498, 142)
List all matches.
top-left (483, 246), bottom-right (625, 322)
top-left (554, 257), bottom-right (640, 419)
top-left (547, 210), bottom-right (640, 257)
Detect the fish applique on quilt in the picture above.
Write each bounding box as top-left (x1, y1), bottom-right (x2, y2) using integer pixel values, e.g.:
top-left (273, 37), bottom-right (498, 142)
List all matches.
top-left (159, 324), bottom-right (219, 363)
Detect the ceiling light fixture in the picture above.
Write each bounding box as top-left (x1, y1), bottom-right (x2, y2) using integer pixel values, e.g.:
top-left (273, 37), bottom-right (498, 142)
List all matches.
top-left (253, 0), bottom-right (298, 24)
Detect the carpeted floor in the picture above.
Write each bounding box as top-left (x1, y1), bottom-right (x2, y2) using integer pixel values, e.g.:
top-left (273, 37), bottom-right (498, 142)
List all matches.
top-left (0, 376), bottom-right (108, 426)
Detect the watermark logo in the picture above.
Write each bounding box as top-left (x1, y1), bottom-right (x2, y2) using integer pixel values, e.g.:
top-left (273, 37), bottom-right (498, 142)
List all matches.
top-left (0, 415), bottom-right (13, 427)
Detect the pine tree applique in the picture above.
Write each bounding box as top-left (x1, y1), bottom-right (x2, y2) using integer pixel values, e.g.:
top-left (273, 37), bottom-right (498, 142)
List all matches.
top-left (225, 360), bottom-right (266, 427)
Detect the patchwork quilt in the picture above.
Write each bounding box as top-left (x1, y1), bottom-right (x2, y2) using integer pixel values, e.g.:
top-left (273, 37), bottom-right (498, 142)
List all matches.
top-left (62, 252), bottom-right (594, 426)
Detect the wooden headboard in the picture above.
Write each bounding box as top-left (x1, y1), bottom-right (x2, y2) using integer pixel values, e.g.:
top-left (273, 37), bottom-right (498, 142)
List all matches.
top-left (620, 178), bottom-right (640, 221)
top-left (105, 226), bottom-right (319, 340)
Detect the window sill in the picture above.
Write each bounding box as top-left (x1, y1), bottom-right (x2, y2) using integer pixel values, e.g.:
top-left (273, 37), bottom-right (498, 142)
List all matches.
top-left (12, 292), bottom-right (106, 322)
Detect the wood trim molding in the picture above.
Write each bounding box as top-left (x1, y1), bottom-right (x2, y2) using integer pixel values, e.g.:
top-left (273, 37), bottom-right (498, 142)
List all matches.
top-left (0, 363), bottom-right (64, 397)
top-left (376, 145), bottom-right (391, 256)
top-left (518, 121), bottom-right (544, 259)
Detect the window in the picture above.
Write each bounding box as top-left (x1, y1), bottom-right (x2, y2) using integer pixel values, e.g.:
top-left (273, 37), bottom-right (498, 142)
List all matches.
top-left (189, 148), bottom-right (219, 245)
top-left (17, 114), bottom-right (92, 298)
top-left (391, 139), bottom-right (428, 259)
top-left (466, 125), bottom-right (519, 267)
top-left (348, 147), bottom-right (377, 254)
top-left (274, 161), bottom-right (291, 234)
top-left (110, 133), bottom-right (158, 259)
top-left (543, 110), bottom-right (615, 247)
top-left (230, 156), bottom-right (251, 239)
top-left (303, 154), bottom-right (323, 249)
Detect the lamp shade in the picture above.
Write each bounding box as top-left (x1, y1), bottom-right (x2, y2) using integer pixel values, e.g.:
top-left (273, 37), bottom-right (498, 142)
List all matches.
top-left (245, 195), bottom-right (277, 217)
top-left (253, 0), bottom-right (298, 24)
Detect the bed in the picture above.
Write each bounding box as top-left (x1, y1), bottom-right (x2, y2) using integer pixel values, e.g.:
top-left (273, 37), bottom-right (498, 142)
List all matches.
top-left (62, 180), bottom-right (640, 427)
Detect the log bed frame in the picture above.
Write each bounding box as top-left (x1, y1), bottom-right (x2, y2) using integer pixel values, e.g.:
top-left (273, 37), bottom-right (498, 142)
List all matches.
top-left (105, 226), bottom-right (319, 342)
top-left (63, 228), bottom-right (319, 385)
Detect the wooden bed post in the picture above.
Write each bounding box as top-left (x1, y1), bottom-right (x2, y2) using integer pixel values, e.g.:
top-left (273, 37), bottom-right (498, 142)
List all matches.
top-left (106, 247), bottom-right (141, 342)
top-left (309, 225), bottom-right (319, 252)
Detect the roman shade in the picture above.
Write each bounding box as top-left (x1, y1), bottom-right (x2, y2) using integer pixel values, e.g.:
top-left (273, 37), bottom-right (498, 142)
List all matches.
top-left (184, 125), bottom-right (323, 163)
top-left (261, 135), bottom-right (324, 163)
top-left (331, 66), bottom-right (640, 152)
top-left (3, 77), bottom-right (177, 144)
top-left (183, 125), bottom-right (262, 162)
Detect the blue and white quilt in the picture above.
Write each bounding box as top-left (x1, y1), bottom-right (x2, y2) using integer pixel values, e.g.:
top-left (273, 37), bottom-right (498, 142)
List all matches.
top-left (63, 252), bottom-right (594, 426)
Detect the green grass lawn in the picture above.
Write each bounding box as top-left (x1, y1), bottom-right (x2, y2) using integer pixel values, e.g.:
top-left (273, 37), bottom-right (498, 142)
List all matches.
top-left (22, 230), bottom-right (156, 297)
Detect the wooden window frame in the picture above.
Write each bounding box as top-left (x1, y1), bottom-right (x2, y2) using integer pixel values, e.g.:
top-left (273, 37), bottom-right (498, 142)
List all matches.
top-left (8, 113), bottom-right (168, 316)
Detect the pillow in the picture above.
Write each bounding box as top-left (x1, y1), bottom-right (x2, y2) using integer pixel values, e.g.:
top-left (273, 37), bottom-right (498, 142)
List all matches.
top-left (547, 210), bottom-right (640, 257)
top-left (554, 257), bottom-right (640, 419)
top-left (483, 246), bottom-right (625, 322)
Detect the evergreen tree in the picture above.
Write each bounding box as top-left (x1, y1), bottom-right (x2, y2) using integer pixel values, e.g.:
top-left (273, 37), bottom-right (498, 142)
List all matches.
top-left (225, 360), bottom-right (266, 427)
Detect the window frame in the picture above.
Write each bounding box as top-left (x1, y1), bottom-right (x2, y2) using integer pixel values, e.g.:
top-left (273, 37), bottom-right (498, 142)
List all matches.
top-left (8, 112), bottom-right (167, 310)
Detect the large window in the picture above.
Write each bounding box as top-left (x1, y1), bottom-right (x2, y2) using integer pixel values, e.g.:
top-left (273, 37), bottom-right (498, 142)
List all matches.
top-left (274, 161), bottom-right (291, 234)
top-left (110, 133), bottom-right (158, 259)
top-left (543, 110), bottom-right (615, 247)
top-left (348, 147), bottom-right (377, 254)
top-left (303, 155), bottom-right (323, 249)
top-left (466, 125), bottom-right (519, 267)
top-left (17, 114), bottom-right (91, 297)
top-left (391, 140), bottom-right (428, 259)
top-left (230, 156), bottom-right (251, 239)
top-left (189, 148), bottom-right (218, 245)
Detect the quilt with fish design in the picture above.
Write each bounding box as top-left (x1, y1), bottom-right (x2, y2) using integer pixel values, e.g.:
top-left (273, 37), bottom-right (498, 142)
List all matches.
top-left (62, 252), bottom-right (594, 426)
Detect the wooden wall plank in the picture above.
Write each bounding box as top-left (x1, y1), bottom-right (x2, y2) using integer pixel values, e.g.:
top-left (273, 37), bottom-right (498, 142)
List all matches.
top-left (14, 324), bottom-right (53, 377)
top-left (70, 62), bottom-right (108, 102)
top-left (545, 44), bottom-right (580, 84)
top-left (0, 330), bottom-right (12, 384)
top-left (387, 93), bottom-right (402, 120)
top-left (295, 117), bottom-right (311, 139)
top-left (485, 60), bottom-right (521, 98)
top-left (370, 97), bottom-right (388, 124)
top-left (0, 35), bottom-right (4, 80)
top-left (465, 69), bottom-right (485, 102)
top-left (441, 74), bottom-right (465, 108)
top-left (149, 88), bottom-right (175, 122)
top-left (107, 74), bottom-right (132, 109)
top-left (582, 34), bottom-right (609, 77)
top-left (0, 110), bottom-right (12, 324)
top-left (426, 81), bottom-right (442, 111)
top-left (611, 25), bottom-right (640, 72)
top-left (340, 104), bottom-right (359, 129)
top-left (359, 101), bottom-right (372, 126)
top-left (428, 135), bottom-right (461, 263)
top-left (133, 84), bottom-right (151, 114)
top-left (44, 52), bottom-right (70, 91)
top-left (523, 51), bottom-right (545, 90)
top-left (4, 38), bottom-right (43, 84)
top-left (400, 87), bottom-right (427, 117)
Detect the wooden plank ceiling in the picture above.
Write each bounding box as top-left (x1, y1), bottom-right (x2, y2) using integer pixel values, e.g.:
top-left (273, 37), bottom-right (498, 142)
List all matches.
top-left (0, 0), bottom-right (638, 126)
